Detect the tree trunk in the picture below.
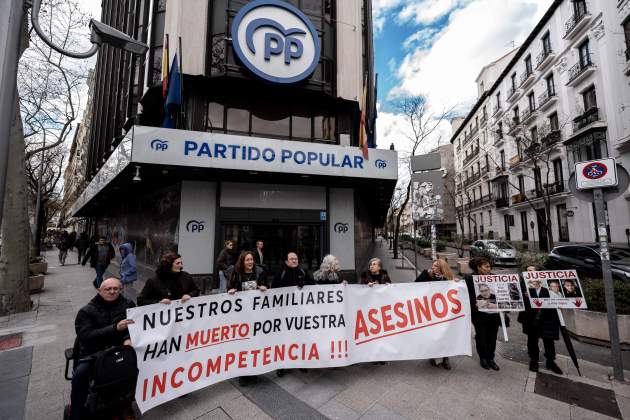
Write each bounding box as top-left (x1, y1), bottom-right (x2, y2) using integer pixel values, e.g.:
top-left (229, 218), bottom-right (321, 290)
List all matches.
top-left (0, 94), bottom-right (32, 315)
top-left (393, 183), bottom-right (411, 259)
top-left (545, 205), bottom-right (555, 250)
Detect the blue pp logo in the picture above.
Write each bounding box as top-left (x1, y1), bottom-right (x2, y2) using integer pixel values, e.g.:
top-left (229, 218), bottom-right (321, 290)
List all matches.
top-left (231, 0), bottom-right (321, 84)
top-left (375, 159), bottom-right (387, 169)
top-left (186, 220), bottom-right (205, 233)
top-left (150, 139), bottom-right (169, 151)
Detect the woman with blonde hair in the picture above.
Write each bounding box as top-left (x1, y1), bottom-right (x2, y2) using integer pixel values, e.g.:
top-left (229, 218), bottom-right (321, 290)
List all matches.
top-left (313, 254), bottom-right (344, 284)
top-left (415, 258), bottom-right (456, 370)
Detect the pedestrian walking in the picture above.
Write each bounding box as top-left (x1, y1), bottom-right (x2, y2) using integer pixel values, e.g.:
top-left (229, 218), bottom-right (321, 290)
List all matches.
top-left (360, 258), bottom-right (391, 286)
top-left (215, 239), bottom-right (236, 292)
top-left (416, 258), bottom-right (455, 370)
top-left (75, 232), bottom-right (89, 265)
top-left (464, 256), bottom-right (501, 371)
top-left (227, 251), bottom-right (268, 386)
top-left (81, 236), bottom-right (115, 288)
top-left (518, 266), bottom-right (563, 374)
top-left (119, 243), bottom-right (138, 298)
top-left (137, 252), bottom-right (199, 306)
top-left (313, 254), bottom-right (344, 285)
top-left (57, 231), bottom-right (71, 266)
top-left (252, 240), bottom-right (265, 267)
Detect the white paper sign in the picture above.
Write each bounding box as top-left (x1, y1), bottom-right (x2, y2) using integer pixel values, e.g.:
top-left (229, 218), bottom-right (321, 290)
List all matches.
top-left (127, 283), bottom-right (471, 413)
top-left (522, 270), bottom-right (587, 309)
top-left (472, 274), bottom-right (524, 312)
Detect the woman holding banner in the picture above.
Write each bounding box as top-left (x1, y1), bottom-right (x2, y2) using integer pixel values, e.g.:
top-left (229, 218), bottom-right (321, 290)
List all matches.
top-left (313, 254), bottom-right (345, 284)
top-left (416, 258), bottom-right (455, 370)
top-left (138, 252), bottom-right (199, 306)
top-left (464, 256), bottom-right (501, 371)
top-left (518, 266), bottom-right (563, 374)
top-left (360, 258), bottom-right (391, 286)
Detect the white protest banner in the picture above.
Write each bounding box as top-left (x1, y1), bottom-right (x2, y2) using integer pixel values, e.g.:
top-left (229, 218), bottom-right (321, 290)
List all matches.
top-left (522, 270), bottom-right (587, 309)
top-left (127, 282), bottom-right (471, 413)
top-left (472, 274), bottom-right (525, 312)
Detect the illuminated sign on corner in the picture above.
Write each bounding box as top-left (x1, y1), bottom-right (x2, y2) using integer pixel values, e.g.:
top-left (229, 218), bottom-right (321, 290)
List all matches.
top-left (231, 0), bottom-right (321, 84)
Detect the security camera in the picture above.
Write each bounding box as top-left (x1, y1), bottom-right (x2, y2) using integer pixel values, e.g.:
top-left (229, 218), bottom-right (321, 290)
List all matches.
top-left (90, 20), bottom-right (149, 55)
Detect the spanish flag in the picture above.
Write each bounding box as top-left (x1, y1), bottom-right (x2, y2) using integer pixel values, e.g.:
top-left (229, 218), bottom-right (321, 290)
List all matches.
top-left (359, 75), bottom-right (369, 159)
top-left (162, 34), bottom-right (170, 100)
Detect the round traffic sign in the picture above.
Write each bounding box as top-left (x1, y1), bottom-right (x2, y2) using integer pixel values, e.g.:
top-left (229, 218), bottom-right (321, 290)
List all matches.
top-left (569, 164), bottom-right (630, 202)
top-left (582, 162), bottom-right (608, 180)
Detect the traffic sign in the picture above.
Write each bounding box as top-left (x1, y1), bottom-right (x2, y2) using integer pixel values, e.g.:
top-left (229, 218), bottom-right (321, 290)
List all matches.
top-left (575, 158), bottom-right (618, 190)
top-left (568, 164), bottom-right (629, 202)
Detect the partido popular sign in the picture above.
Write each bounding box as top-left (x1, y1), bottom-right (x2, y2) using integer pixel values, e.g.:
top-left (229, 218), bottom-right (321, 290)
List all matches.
top-left (127, 283), bottom-right (472, 413)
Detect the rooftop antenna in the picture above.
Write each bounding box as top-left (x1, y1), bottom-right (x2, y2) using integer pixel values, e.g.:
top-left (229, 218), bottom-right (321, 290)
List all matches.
top-left (505, 40), bottom-right (516, 49)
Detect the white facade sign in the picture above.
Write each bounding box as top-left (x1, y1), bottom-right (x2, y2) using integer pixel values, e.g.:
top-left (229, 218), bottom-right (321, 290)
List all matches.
top-left (178, 181), bottom-right (216, 274)
top-left (329, 188), bottom-right (355, 270)
top-left (220, 183), bottom-right (325, 210)
top-left (128, 282), bottom-right (472, 413)
top-left (575, 158), bottom-right (618, 190)
top-left (231, 0), bottom-right (321, 84)
top-left (132, 126), bottom-right (397, 180)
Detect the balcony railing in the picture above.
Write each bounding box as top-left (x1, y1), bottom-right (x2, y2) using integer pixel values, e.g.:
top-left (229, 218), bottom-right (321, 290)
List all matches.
top-left (572, 107), bottom-right (599, 132)
top-left (541, 129), bottom-right (561, 147)
top-left (521, 106), bottom-right (537, 123)
top-left (512, 193), bottom-right (527, 204)
top-left (507, 85), bottom-right (517, 99)
top-left (463, 172), bottom-right (482, 187)
top-left (564, 8), bottom-right (589, 38)
top-left (492, 105), bottom-right (502, 116)
top-left (468, 194), bottom-right (494, 208)
top-left (471, 125), bottom-right (479, 137)
top-left (495, 197), bottom-right (510, 208)
top-left (536, 48), bottom-right (554, 69)
top-left (538, 90), bottom-right (556, 109)
top-left (524, 182), bottom-right (566, 201)
top-left (567, 57), bottom-right (595, 85)
top-left (508, 155), bottom-right (521, 168)
top-left (463, 146), bottom-right (480, 165)
top-left (480, 115), bottom-right (487, 126)
top-left (519, 70), bottom-right (534, 88)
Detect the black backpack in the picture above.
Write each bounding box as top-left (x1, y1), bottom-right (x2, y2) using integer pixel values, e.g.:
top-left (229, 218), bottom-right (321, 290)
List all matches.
top-left (87, 345), bottom-right (138, 415)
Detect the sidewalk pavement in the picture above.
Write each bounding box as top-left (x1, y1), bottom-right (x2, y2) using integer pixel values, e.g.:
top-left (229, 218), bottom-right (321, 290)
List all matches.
top-left (0, 246), bottom-right (629, 420)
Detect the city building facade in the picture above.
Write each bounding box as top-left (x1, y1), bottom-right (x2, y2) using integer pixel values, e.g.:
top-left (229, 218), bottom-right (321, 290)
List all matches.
top-left (70, 0), bottom-right (396, 282)
top-left (452, 0), bottom-right (630, 250)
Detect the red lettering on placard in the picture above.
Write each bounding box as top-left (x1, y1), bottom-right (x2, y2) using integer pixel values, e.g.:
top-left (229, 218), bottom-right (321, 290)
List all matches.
top-left (170, 366), bottom-right (184, 388)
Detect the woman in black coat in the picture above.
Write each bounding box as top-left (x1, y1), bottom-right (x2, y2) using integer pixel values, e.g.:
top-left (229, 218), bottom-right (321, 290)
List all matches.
top-left (138, 252), bottom-right (199, 306)
top-left (464, 256), bottom-right (501, 371)
top-left (518, 266), bottom-right (562, 374)
top-left (360, 258), bottom-right (391, 285)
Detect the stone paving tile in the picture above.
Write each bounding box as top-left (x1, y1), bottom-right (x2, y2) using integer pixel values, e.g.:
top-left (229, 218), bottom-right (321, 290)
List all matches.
top-left (194, 407), bottom-right (233, 420)
top-left (318, 399), bottom-right (361, 420)
top-left (290, 372), bottom-right (350, 409)
top-left (613, 381), bottom-right (630, 399)
top-left (359, 403), bottom-right (407, 420)
top-left (0, 375), bottom-right (29, 420)
top-left (519, 392), bottom-right (572, 419)
top-left (569, 405), bottom-right (618, 420)
top-left (221, 395), bottom-right (271, 419)
top-left (376, 380), bottom-right (430, 418)
top-left (616, 396), bottom-right (630, 420)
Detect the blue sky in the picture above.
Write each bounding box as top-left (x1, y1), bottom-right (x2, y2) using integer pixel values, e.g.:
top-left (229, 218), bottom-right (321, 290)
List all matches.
top-left (372, 0), bottom-right (554, 152)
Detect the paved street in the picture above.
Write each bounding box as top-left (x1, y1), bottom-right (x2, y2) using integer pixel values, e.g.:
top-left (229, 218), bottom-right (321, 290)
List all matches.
top-left (1, 244), bottom-right (629, 420)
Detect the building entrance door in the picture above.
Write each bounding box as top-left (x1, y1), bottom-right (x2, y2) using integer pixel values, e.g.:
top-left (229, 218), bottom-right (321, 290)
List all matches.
top-left (220, 223), bottom-right (323, 277)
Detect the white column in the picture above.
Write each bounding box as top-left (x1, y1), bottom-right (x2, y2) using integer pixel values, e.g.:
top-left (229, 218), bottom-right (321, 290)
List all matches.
top-left (178, 181), bottom-right (216, 274)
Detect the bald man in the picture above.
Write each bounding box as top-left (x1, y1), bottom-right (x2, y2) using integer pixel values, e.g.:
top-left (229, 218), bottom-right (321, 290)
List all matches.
top-left (71, 277), bottom-right (135, 420)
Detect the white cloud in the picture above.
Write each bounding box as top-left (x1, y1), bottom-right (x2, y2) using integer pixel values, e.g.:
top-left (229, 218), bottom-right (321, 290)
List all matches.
top-left (372, 0), bottom-right (404, 34)
top-left (402, 27), bottom-right (440, 51)
top-left (397, 0), bottom-right (468, 26)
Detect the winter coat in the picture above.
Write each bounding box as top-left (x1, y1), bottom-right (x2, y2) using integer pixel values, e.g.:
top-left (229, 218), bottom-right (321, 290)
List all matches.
top-left (75, 234), bottom-right (89, 251)
top-left (518, 279), bottom-right (560, 340)
top-left (216, 248), bottom-right (236, 272)
top-left (226, 265), bottom-right (267, 291)
top-left (82, 242), bottom-right (115, 268)
top-left (119, 243), bottom-right (137, 285)
top-left (137, 270), bottom-right (200, 306)
top-left (415, 269), bottom-right (447, 282)
top-left (313, 269), bottom-right (341, 285)
top-left (272, 265), bottom-right (314, 289)
top-left (464, 273), bottom-right (501, 326)
top-left (75, 294), bottom-right (136, 357)
top-left (360, 269), bottom-right (391, 285)
top-left (57, 233), bottom-right (71, 251)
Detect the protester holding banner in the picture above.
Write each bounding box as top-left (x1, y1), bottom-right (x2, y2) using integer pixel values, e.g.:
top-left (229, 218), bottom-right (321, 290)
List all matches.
top-left (360, 258), bottom-right (391, 286)
top-left (137, 252), bottom-right (199, 306)
top-left (272, 252), bottom-right (314, 289)
top-left (416, 258), bottom-right (455, 370)
top-left (313, 254), bottom-right (344, 284)
top-left (464, 256), bottom-right (501, 371)
top-left (518, 266), bottom-right (563, 374)
top-left (227, 251), bottom-right (268, 292)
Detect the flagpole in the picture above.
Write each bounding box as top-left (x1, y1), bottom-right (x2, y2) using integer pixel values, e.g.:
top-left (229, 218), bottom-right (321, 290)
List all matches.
top-left (178, 36), bottom-right (184, 129)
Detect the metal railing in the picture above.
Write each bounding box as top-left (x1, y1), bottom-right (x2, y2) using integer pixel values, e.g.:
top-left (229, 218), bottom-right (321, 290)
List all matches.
top-left (567, 56), bottom-right (595, 84)
top-left (572, 107), bottom-right (599, 132)
top-left (538, 89), bottom-right (556, 108)
top-left (480, 114), bottom-right (487, 126)
top-left (536, 48), bottom-right (553, 68)
top-left (464, 172), bottom-right (482, 186)
top-left (541, 129), bottom-right (561, 147)
top-left (519, 69), bottom-right (534, 87)
top-left (463, 146), bottom-right (480, 165)
top-left (564, 7), bottom-right (589, 37)
top-left (495, 197), bottom-right (509, 208)
top-left (492, 105), bottom-right (502, 116)
top-left (521, 106), bottom-right (536, 122)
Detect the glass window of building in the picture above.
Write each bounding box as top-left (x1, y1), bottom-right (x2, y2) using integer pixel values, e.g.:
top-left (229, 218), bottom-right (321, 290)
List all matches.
top-left (549, 112), bottom-right (559, 131)
top-left (525, 55), bottom-right (533, 74)
top-left (207, 102), bottom-right (225, 131)
top-left (226, 106), bottom-right (250, 133)
top-left (578, 39), bottom-right (591, 68)
top-left (582, 85), bottom-right (597, 111)
top-left (542, 31), bottom-right (552, 54)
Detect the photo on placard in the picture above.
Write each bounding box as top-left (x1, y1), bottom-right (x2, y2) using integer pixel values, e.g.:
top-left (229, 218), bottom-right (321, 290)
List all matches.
top-left (472, 274), bottom-right (524, 312)
top-left (476, 283), bottom-right (498, 311)
top-left (522, 270), bottom-right (587, 309)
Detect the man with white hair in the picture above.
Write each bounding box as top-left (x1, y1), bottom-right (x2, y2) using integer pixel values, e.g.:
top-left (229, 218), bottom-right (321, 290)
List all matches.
top-left (71, 277), bottom-right (136, 419)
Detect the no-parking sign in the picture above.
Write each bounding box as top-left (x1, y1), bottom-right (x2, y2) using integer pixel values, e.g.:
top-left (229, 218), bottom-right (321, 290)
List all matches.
top-left (575, 158), bottom-right (618, 190)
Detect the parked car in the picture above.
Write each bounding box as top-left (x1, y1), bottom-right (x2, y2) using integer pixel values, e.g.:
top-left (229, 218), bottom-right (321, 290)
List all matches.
top-left (470, 240), bottom-right (518, 266)
top-left (545, 245), bottom-right (630, 282)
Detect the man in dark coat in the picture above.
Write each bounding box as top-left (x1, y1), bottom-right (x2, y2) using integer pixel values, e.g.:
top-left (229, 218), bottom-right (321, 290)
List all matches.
top-left (272, 252), bottom-right (314, 289)
top-left (528, 279), bottom-right (550, 298)
top-left (82, 236), bottom-right (116, 288)
top-left (519, 269), bottom-right (562, 374)
top-left (72, 277), bottom-right (136, 420)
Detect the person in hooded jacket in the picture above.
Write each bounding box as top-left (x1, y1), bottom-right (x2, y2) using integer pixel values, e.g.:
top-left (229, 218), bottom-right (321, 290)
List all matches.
top-left (272, 252), bottom-right (314, 289)
top-left (313, 254), bottom-right (345, 285)
top-left (137, 252), bottom-right (199, 306)
top-left (360, 258), bottom-right (391, 286)
top-left (464, 256), bottom-right (501, 371)
top-left (75, 232), bottom-right (89, 265)
top-left (518, 265), bottom-right (563, 374)
top-left (119, 243), bottom-right (137, 298)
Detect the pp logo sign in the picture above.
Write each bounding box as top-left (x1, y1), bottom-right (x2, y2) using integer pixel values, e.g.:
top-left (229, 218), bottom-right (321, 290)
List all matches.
top-left (150, 139), bottom-right (168, 151)
top-left (375, 159), bottom-right (387, 169)
top-left (231, 0), bottom-right (321, 84)
top-left (334, 223), bottom-right (349, 234)
top-left (186, 220), bottom-right (205, 233)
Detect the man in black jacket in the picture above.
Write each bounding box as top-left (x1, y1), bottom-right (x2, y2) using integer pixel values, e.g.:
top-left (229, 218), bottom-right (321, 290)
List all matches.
top-left (81, 236), bottom-right (116, 288)
top-left (272, 252), bottom-right (314, 289)
top-left (71, 277), bottom-right (135, 420)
